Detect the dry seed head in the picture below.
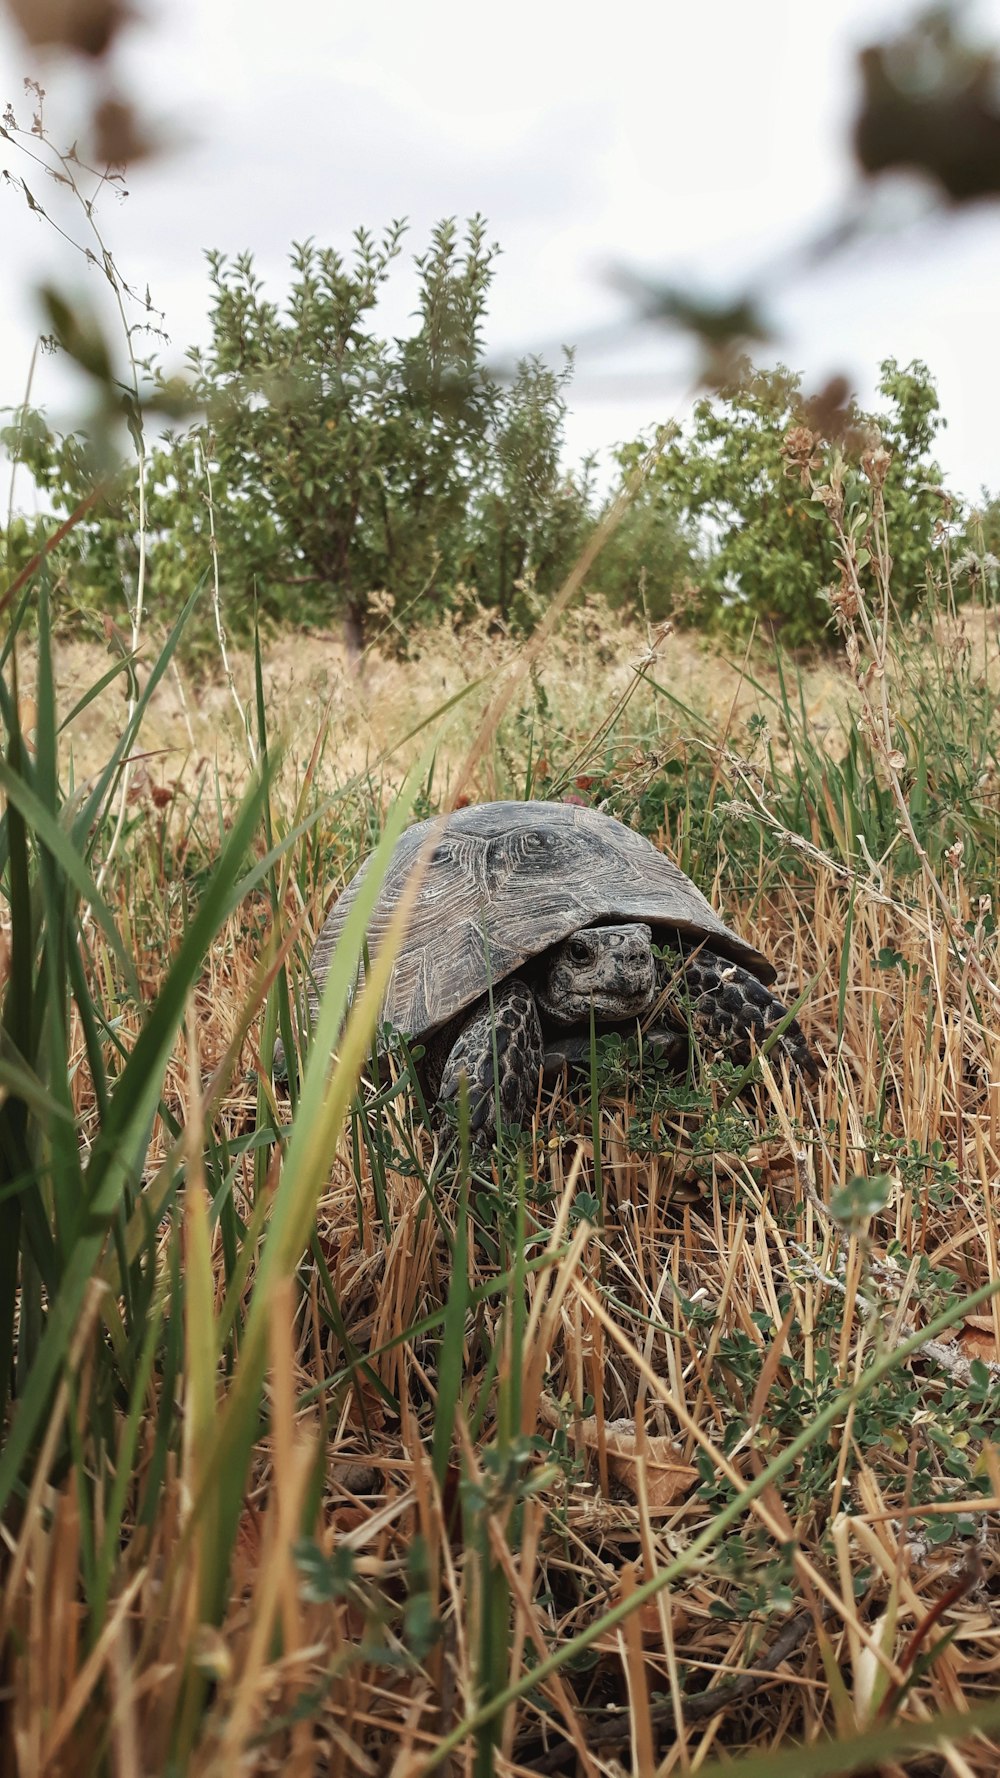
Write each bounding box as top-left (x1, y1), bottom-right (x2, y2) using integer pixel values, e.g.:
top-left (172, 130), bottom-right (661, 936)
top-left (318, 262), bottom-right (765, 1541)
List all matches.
top-left (782, 424), bottom-right (815, 457)
top-left (827, 562), bottom-right (859, 623)
top-left (955, 550), bottom-right (1000, 588)
top-left (780, 424), bottom-right (824, 488)
top-left (861, 444), bottom-right (892, 488)
top-left (369, 588), bottom-right (396, 620)
top-left (945, 838), bottom-right (965, 873)
top-left (812, 478), bottom-right (844, 525)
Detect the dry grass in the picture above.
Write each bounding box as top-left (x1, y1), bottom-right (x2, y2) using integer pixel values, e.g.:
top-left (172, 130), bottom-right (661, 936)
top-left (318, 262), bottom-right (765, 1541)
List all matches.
top-left (5, 587), bottom-right (1000, 1778)
top-left (38, 602), bottom-right (853, 800)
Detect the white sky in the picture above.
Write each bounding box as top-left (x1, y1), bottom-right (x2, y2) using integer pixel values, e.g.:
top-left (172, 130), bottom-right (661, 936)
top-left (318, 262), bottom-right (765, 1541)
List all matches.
top-left (2, 0), bottom-right (1000, 501)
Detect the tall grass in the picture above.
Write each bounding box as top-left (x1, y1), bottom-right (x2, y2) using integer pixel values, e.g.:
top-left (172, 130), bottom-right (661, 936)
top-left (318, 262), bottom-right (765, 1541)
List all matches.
top-left (3, 431), bottom-right (1000, 1775)
top-left (0, 562), bottom-right (437, 1769)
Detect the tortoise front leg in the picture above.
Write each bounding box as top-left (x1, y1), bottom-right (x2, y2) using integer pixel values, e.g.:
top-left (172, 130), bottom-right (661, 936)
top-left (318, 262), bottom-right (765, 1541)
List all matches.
top-left (437, 978), bottom-right (544, 1144)
top-left (658, 949), bottom-right (819, 1079)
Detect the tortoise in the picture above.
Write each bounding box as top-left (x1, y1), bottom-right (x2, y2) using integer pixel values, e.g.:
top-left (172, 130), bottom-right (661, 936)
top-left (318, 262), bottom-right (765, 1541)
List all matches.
top-left (274, 799), bottom-right (818, 1142)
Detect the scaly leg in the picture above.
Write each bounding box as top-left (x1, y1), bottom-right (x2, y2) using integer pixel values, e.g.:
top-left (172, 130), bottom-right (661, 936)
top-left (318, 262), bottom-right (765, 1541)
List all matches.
top-left (658, 949), bottom-right (819, 1079)
top-left (437, 978), bottom-right (545, 1143)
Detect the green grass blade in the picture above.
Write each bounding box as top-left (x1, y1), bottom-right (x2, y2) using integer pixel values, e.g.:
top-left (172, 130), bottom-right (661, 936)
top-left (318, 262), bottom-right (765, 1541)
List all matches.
top-left (176, 750), bottom-right (433, 1623)
top-left (0, 756), bottom-right (275, 1513)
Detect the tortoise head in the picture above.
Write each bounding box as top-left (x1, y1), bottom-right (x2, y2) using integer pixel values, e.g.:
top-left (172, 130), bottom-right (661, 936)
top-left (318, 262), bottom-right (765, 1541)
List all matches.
top-left (536, 923), bottom-right (657, 1027)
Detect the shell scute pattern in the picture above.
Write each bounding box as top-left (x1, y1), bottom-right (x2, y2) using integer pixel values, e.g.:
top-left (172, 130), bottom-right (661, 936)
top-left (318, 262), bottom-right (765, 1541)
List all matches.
top-left (283, 802), bottom-right (777, 1071)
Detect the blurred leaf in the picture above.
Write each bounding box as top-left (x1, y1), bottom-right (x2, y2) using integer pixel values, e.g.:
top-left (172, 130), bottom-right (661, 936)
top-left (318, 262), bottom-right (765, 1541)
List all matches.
top-left (831, 1173), bottom-right (894, 1228)
top-left (39, 285), bottom-right (115, 385)
top-left (855, 10), bottom-right (1000, 202)
top-left (5, 0), bottom-right (128, 56)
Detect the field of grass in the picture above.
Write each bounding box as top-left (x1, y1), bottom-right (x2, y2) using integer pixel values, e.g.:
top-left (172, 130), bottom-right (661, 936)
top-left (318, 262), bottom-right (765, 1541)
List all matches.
top-left (31, 602), bottom-right (854, 800)
top-left (3, 511), bottom-right (1000, 1776)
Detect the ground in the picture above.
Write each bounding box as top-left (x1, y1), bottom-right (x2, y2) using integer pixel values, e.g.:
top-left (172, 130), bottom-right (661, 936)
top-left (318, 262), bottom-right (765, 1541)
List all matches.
top-left (5, 595), bottom-right (1000, 1776)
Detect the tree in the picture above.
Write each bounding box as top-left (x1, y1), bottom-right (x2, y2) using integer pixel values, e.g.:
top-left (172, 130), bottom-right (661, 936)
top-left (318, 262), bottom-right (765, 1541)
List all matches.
top-left (1, 232), bottom-right (957, 658)
top-left (185, 218), bottom-right (501, 651)
top-left (1, 218), bottom-right (600, 651)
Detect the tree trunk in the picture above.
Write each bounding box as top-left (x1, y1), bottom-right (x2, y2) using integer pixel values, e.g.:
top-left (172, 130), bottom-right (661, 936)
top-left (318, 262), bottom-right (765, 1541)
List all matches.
top-left (343, 597), bottom-right (366, 670)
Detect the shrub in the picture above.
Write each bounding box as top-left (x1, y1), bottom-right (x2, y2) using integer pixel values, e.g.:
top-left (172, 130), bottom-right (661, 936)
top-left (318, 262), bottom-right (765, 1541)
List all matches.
top-left (640, 356), bottom-right (948, 646)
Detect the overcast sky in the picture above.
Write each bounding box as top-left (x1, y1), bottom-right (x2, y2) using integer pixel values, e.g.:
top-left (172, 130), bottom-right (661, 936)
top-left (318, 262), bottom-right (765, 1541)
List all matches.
top-left (3, 0), bottom-right (1000, 501)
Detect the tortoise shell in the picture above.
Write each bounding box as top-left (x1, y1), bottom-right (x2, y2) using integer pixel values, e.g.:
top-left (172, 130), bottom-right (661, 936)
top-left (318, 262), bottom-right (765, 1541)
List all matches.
top-left (285, 801), bottom-right (776, 1058)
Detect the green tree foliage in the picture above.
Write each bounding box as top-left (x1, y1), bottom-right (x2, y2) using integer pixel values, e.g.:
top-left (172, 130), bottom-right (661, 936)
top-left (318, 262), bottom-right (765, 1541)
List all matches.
top-left (1, 218), bottom-right (592, 653)
top-left (599, 431), bottom-right (704, 624)
top-left (650, 357), bottom-right (947, 646)
top-left (469, 353), bottom-right (591, 625)
top-left (0, 230), bottom-right (960, 656)
top-left (186, 220), bottom-right (501, 649)
top-left (0, 402), bottom-right (153, 653)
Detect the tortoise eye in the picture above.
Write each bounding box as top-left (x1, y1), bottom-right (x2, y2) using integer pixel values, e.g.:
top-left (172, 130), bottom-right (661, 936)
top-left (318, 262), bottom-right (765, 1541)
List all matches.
top-left (568, 937), bottom-right (590, 964)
